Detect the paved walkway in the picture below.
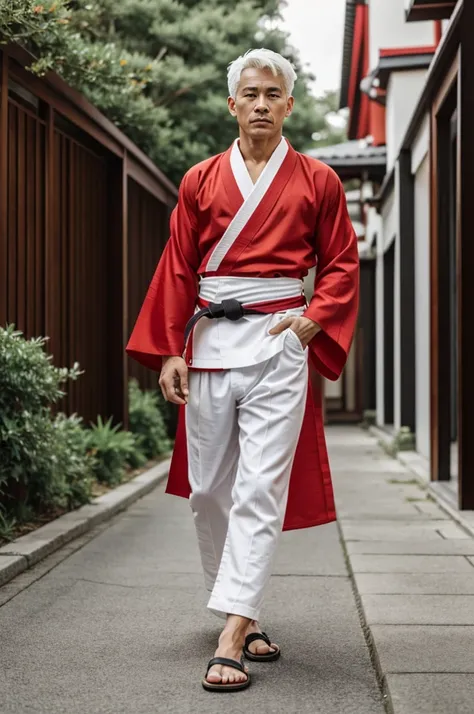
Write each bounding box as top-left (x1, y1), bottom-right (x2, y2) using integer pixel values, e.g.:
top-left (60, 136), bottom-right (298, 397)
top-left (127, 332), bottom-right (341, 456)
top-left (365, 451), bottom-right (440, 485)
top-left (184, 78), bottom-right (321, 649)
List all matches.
top-left (334, 426), bottom-right (474, 714)
top-left (1, 425), bottom-right (473, 713)
top-left (0, 427), bottom-right (383, 714)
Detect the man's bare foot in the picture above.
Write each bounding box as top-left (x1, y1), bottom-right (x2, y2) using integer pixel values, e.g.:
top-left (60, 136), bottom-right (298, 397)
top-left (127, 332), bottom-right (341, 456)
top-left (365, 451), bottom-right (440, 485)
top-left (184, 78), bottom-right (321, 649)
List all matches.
top-left (245, 620), bottom-right (279, 656)
top-left (206, 615), bottom-right (250, 685)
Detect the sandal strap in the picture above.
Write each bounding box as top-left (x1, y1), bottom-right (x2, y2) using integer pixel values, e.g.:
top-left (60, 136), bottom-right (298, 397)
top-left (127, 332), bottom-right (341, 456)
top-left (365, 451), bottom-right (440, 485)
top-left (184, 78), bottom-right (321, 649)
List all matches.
top-left (245, 631), bottom-right (272, 648)
top-left (206, 657), bottom-right (245, 675)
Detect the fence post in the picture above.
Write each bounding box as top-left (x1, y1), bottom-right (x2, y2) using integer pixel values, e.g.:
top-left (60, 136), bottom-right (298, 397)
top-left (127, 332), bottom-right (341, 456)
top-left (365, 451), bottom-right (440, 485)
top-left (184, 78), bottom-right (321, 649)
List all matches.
top-left (107, 150), bottom-right (129, 428)
top-left (0, 50), bottom-right (8, 326)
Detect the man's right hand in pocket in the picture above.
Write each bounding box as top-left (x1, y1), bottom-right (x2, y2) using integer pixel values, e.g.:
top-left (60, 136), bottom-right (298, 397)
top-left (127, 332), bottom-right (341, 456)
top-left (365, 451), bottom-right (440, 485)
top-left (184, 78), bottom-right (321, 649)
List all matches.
top-left (159, 356), bottom-right (189, 405)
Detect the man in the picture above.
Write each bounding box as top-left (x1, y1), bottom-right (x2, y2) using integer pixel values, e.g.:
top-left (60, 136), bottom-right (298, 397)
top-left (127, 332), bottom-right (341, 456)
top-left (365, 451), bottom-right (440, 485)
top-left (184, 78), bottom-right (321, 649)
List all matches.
top-left (126, 48), bottom-right (359, 692)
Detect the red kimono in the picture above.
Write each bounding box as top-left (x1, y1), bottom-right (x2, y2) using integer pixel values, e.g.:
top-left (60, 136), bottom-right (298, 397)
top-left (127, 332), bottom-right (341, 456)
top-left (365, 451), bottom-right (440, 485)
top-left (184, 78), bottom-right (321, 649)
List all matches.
top-left (126, 139), bottom-right (359, 530)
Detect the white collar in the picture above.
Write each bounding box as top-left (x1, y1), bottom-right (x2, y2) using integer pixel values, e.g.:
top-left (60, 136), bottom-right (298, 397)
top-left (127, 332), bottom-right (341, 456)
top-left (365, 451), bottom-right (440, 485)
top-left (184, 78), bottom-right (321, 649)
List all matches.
top-left (230, 137), bottom-right (288, 200)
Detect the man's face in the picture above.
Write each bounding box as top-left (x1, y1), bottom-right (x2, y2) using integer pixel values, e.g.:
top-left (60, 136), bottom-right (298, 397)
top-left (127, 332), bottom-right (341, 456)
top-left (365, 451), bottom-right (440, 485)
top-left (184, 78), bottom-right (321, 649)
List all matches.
top-left (228, 67), bottom-right (294, 138)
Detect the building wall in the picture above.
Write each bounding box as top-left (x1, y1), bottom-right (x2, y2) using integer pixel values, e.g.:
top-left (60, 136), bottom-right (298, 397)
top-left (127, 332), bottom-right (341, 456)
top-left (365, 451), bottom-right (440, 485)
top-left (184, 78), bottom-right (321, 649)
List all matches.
top-left (369, 0), bottom-right (434, 71)
top-left (386, 70), bottom-right (428, 170)
top-left (412, 118), bottom-right (431, 461)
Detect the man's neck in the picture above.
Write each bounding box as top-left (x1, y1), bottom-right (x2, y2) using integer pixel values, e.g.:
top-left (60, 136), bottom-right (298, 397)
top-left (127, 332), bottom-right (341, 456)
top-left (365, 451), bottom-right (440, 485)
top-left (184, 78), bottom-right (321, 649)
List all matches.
top-left (237, 132), bottom-right (283, 165)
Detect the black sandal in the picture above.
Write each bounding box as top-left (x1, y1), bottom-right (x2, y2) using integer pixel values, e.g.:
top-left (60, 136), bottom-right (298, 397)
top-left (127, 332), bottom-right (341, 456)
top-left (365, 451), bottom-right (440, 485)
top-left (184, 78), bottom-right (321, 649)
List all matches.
top-left (243, 631), bottom-right (281, 662)
top-left (202, 656), bottom-right (251, 692)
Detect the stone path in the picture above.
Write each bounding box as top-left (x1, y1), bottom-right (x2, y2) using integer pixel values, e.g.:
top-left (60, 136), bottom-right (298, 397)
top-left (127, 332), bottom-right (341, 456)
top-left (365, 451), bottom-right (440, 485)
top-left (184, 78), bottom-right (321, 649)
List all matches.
top-left (2, 424), bottom-right (472, 713)
top-left (333, 426), bottom-right (474, 714)
top-left (0, 426), bottom-right (384, 714)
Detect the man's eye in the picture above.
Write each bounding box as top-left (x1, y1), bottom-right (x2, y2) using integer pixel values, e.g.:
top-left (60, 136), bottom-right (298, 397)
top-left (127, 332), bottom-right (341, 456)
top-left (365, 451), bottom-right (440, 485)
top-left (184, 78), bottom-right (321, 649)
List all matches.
top-left (269, 94), bottom-right (279, 98)
top-left (245, 93), bottom-right (256, 98)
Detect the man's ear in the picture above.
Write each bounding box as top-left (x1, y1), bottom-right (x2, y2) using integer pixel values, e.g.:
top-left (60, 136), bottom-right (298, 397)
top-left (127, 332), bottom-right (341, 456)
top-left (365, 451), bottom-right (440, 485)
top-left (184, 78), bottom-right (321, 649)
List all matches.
top-left (285, 96), bottom-right (295, 118)
top-left (227, 96), bottom-right (237, 117)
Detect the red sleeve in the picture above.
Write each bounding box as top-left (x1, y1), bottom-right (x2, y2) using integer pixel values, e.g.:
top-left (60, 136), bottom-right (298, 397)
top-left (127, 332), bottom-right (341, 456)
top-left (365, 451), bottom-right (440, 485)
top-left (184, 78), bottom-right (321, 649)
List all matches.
top-left (304, 168), bottom-right (360, 380)
top-left (126, 169), bottom-right (200, 372)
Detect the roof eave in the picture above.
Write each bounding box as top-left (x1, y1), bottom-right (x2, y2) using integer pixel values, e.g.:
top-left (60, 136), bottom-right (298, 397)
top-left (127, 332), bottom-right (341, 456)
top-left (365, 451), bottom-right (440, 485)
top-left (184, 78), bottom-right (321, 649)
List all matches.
top-left (405, 0), bottom-right (456, 22)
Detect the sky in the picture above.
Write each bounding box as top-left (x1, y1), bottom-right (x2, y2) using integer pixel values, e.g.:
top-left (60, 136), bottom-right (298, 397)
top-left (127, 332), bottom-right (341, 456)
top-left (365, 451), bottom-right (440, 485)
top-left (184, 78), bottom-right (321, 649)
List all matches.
top-left (279, 0), bottom-right (347, 98)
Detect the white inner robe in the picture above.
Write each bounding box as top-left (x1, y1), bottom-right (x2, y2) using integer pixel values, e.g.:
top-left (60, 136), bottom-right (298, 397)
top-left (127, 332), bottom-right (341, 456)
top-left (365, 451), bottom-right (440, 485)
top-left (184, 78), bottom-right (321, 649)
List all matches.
top-left (190, 138), bottom-right (306, 370)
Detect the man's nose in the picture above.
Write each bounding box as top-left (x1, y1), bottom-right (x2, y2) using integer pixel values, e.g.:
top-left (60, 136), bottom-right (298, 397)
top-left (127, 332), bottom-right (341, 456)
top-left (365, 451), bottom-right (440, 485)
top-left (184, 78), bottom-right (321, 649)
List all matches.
top-left (255, 97), bottom-right (269, 112)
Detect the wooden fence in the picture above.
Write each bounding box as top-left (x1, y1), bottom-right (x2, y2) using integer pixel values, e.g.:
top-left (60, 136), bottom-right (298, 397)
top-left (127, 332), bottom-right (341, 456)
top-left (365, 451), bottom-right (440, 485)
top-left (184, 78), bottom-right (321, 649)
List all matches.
top-left (0, 45), bottom-right (177, 427)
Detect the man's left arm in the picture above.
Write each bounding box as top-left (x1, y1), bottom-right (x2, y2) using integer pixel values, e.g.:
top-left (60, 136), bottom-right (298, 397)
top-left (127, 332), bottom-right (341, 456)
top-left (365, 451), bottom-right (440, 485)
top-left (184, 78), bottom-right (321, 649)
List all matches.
top-left (302, 169), bottom-right (360, 380)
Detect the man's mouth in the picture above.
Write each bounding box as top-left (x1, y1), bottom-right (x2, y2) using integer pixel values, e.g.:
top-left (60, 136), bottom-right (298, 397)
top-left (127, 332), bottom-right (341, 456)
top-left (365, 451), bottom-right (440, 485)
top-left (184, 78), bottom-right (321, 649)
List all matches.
top-left (252, 118), bottom-right (271, 124)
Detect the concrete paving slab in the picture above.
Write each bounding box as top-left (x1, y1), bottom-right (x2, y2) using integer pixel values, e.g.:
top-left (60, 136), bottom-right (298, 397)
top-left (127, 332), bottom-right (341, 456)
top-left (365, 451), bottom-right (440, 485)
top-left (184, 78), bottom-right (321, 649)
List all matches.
top-left (370, 625), bottom-right (474, 672)
top-left (340, 525), bottom-right (449, 542)
top-left (350, 554), bottom-right (473, 573)
top-left (337, 510), bottom-right (441, 521)
top-left (363, 594), bottom-right (474, 625)
top-left (436, 523), bottom-right (471, 539)
top-left (413, 501), bottom-right (450, 518)
top-left (354, 571), bottom-right (474, 595)
top-left (346, 540), bottom-right (474, 555)
top-left (273, 522), bottom-right (347, 576)
top-left (386, 673), bottom-right (474, 714)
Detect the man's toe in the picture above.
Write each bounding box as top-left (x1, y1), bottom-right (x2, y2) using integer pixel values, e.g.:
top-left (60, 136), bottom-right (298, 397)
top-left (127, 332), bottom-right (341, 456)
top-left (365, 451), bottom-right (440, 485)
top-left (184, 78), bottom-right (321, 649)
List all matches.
top-left (206, 667), bottom-right (222, 683)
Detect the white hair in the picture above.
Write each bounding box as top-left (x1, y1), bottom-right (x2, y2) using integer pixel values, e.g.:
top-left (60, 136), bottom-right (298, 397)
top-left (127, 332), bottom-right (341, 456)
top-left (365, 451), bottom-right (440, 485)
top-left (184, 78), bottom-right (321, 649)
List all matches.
top-left (227, 48), bottom-right (297, 99)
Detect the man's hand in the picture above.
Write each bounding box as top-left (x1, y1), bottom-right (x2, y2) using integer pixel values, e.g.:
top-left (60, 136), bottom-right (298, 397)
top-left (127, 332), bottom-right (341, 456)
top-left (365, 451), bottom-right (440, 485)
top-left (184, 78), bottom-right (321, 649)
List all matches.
top-left (269, 316), bottom-right (321, 348)
top-left (159, 356), bottom-right (189, 405)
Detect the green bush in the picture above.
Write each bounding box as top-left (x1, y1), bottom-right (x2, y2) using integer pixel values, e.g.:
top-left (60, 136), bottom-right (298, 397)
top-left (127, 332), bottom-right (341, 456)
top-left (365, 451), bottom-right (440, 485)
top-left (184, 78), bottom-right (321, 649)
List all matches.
top-left (86, 415), bottom-right (146, 486)
top-left (0, 325), bottom-right (93, 529)
top-left (128, 379), bottom-right (172, 459)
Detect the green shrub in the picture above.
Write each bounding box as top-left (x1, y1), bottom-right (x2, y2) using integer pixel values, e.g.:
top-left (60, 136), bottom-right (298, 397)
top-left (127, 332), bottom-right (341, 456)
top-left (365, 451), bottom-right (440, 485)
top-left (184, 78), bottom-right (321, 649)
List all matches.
top-left (128, 379), bottom-right (172, 458)
top-left (86, 415), bottom-right (146, 485)
top-left (0, 325), bottom-right (93, 524)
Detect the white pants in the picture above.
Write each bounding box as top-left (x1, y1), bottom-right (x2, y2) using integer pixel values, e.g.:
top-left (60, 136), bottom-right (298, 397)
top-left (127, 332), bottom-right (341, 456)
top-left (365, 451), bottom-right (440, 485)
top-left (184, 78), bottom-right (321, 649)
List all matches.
top-left (186, 328), bottom-right (308, 621)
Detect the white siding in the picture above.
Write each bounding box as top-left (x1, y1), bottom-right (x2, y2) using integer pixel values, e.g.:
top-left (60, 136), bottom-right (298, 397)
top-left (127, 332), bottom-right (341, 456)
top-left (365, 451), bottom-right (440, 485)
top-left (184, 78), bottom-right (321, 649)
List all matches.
top-left (369, 0), bottom-right (434, 72)
top-left (386, 71), bottom-right (428, 170)
top-left (381, 189), bottom-right (398, 253)
top-left (393, 165), bottom-right (401, 432)
top-left (376, 188), bottom-right (399, 428)
top-left (414, 155), bottom-right (431, 461)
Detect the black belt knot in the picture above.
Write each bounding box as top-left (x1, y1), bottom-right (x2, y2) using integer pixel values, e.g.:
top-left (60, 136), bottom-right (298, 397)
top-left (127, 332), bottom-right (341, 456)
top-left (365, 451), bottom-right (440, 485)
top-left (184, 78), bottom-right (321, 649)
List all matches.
top-left (184, 298), bottom-right (258, 344)
top-left (207, 299), bottom-right (245, 321)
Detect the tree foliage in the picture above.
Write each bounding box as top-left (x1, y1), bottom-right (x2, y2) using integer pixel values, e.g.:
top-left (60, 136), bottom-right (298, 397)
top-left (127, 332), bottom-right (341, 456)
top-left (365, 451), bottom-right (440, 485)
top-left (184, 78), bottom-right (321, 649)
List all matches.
top-left (0, 0), bottom-right (345, 184)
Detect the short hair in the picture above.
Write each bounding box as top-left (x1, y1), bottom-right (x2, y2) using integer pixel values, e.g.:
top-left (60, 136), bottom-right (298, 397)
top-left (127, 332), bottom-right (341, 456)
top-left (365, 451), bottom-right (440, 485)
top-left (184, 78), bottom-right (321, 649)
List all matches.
top-left (227, 48), bottom-right (297, 99)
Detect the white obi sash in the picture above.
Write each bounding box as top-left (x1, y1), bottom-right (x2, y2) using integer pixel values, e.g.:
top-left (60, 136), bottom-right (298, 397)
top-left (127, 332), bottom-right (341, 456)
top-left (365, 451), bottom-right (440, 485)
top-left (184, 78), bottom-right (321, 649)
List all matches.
top-left (189, 277), bottom-right (306, 370)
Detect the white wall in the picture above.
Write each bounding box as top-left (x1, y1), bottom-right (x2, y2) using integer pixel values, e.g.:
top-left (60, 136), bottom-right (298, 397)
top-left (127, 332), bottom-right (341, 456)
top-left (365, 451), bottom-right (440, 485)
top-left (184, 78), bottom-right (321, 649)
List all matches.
top-left (393, 165), bottom-right (401, 432)
top-left (369, 0), bottom-right (434, 72)
top-left (412, 120), bottom-right (431, 461)
top-left (386, 70), bottom-right (428, 170)
top-left (381, 189), bottom-right (398, 253)
top-left (376, 188), bottom-right (399, 428)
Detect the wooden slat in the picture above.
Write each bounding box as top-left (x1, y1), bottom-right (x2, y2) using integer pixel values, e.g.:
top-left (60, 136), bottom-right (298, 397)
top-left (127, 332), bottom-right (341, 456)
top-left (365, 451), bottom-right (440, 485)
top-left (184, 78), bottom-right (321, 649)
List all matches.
top-left (8, 104), bottom-right (18, 325)
top-left (26, 114), bottom-right (36, 337)
top-left (61, 134), bottom-right (68, 373)
top-left (0, 51), bottom-right (8, 326)
top-left (35, 121), bottom-right (44, 336)
top-left (16, 109), bottom-right (26, 332)
top-left (45, 106), bottom-right (57, 359)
